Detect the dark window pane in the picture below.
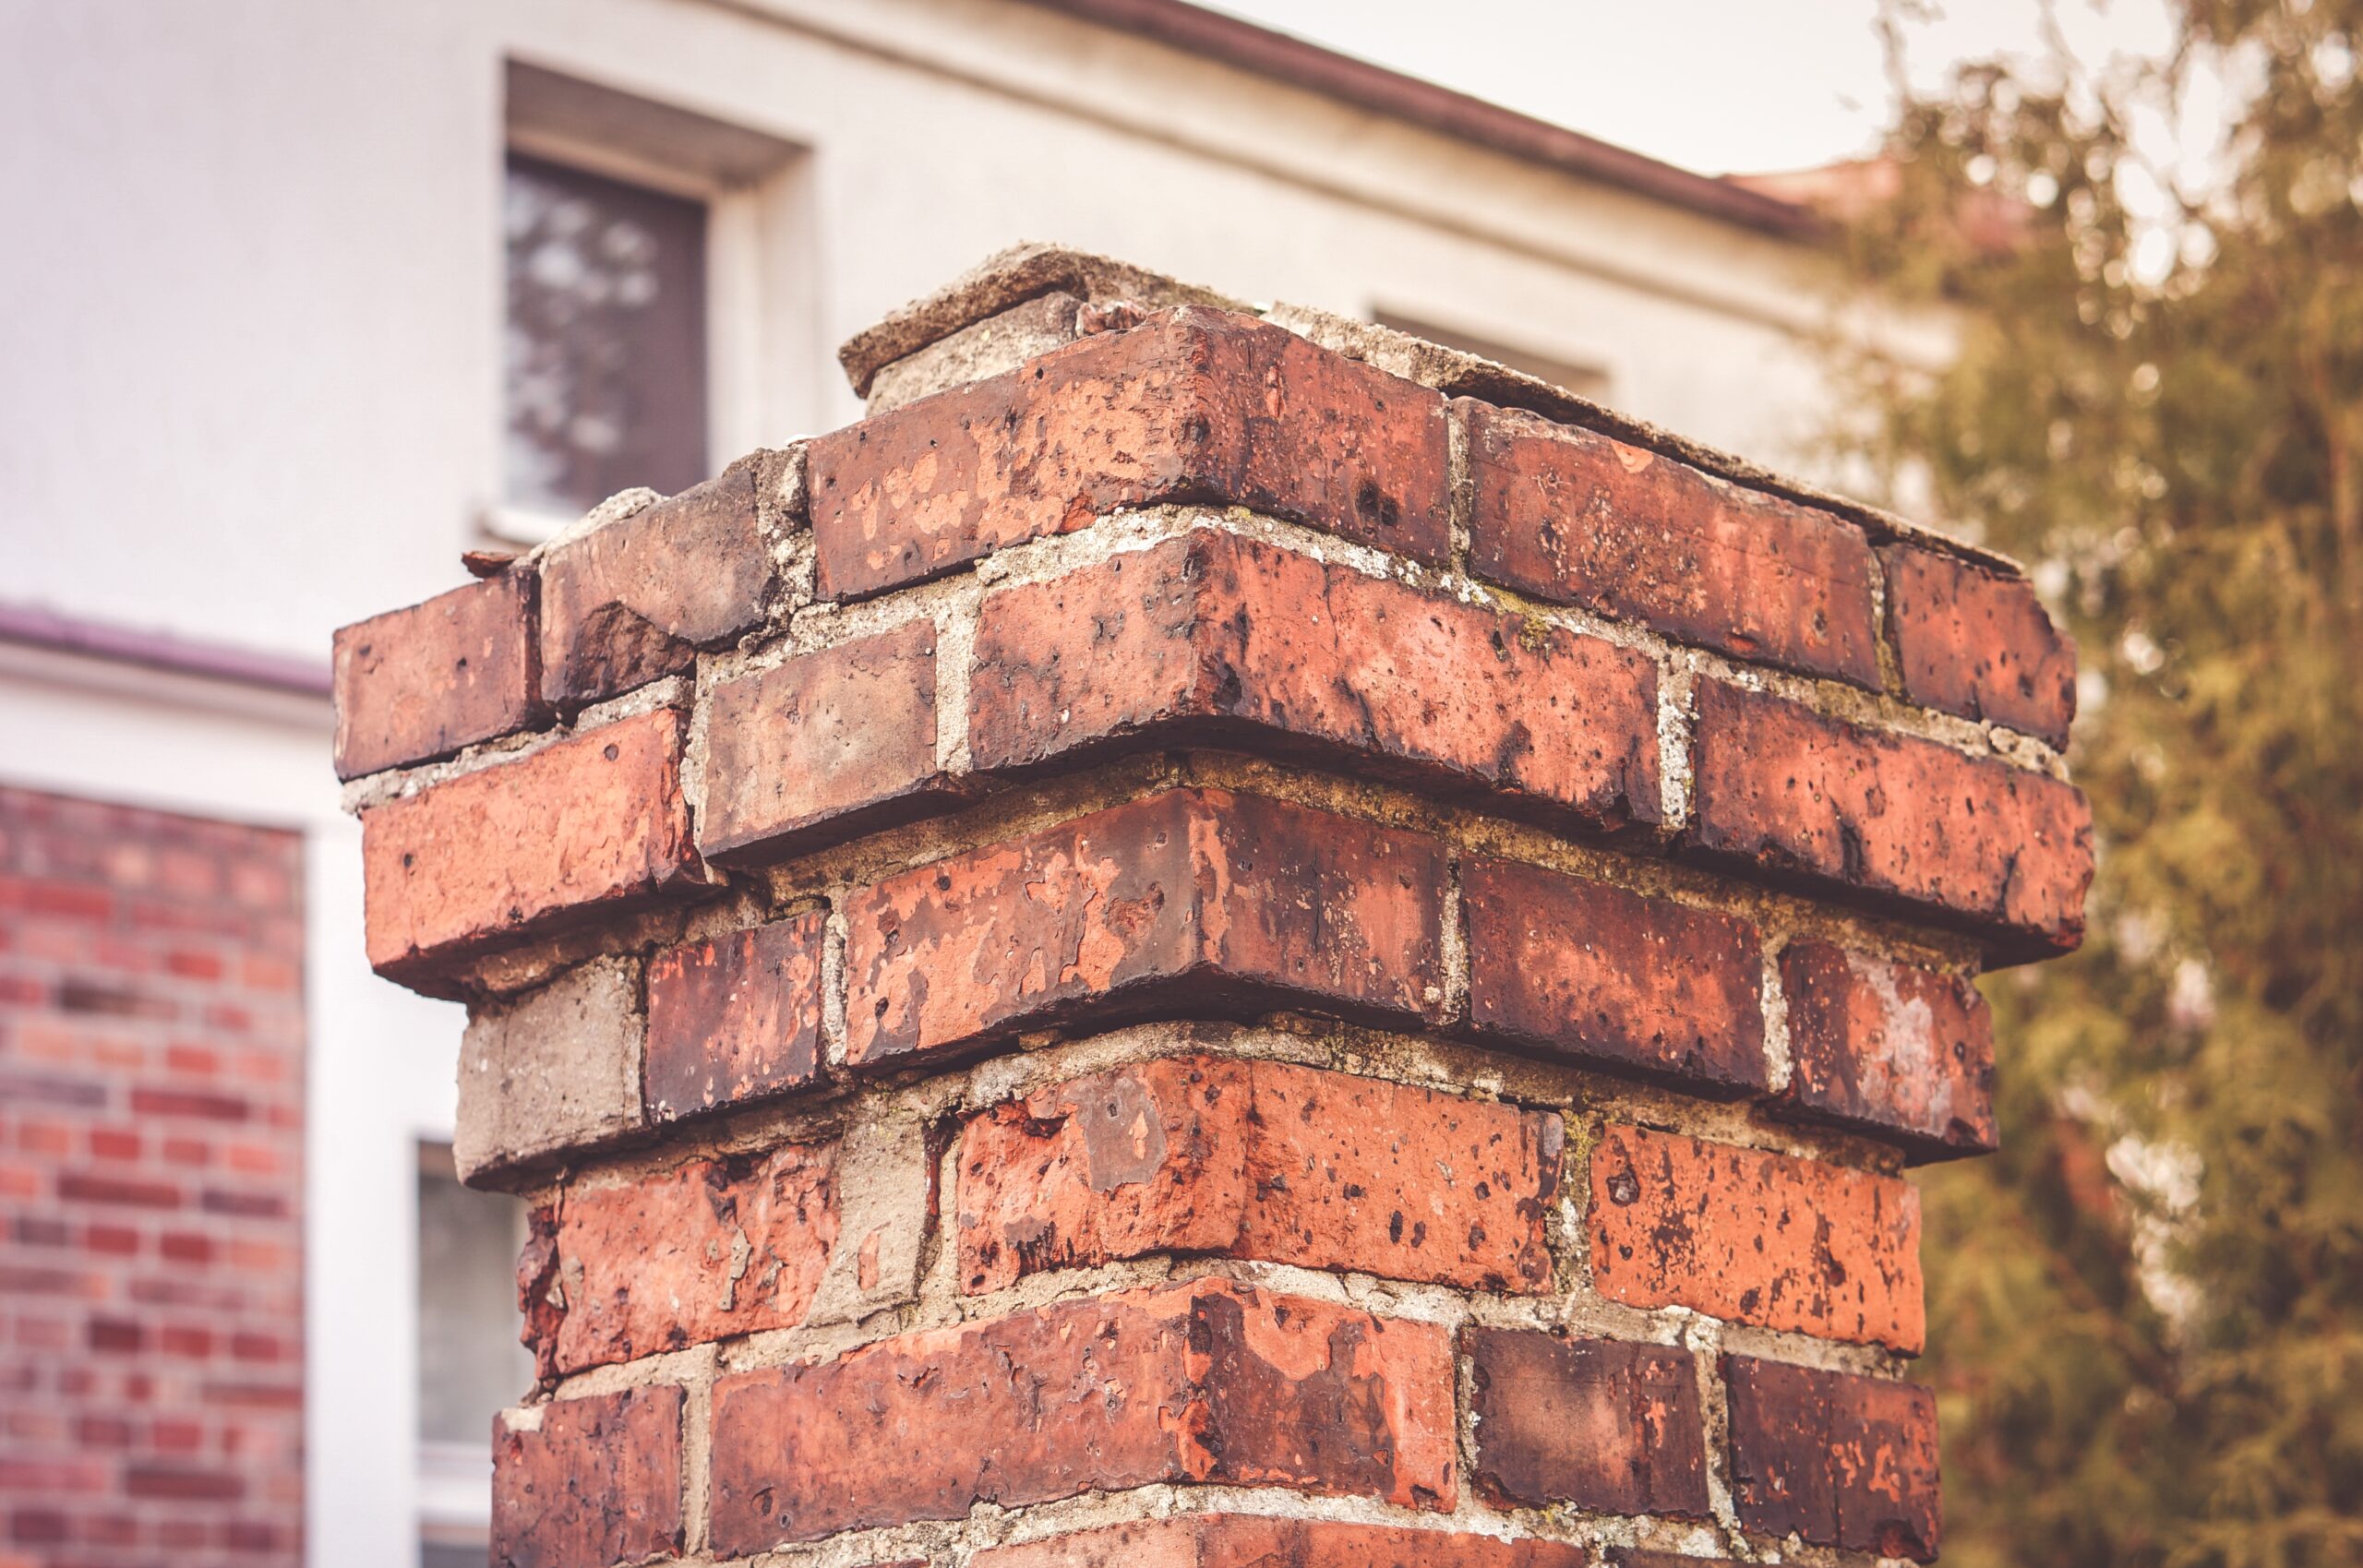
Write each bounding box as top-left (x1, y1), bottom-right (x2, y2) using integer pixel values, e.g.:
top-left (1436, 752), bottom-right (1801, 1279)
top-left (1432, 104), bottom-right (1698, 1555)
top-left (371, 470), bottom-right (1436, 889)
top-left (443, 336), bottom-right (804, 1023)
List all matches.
top-left (504, 153), bottom-right (708, 514)
top-left (415, 1143), bottom-right (533, 1446)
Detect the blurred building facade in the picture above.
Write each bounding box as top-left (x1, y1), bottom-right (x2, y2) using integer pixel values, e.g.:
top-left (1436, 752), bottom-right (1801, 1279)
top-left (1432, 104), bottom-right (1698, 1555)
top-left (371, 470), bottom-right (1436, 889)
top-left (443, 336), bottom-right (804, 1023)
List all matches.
top-left (0, 2), bottom-right (1937, 1564)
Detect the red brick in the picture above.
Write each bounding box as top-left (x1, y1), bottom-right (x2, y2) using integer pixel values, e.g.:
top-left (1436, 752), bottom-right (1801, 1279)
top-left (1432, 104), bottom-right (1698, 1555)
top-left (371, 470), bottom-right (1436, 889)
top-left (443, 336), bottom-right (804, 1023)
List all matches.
top-left (698, 621), bottom-right (960, 864)
top-left (1722, 1357), bottom-right (1938, 1562)
top-left (809, 308), bottom-right (1449, 599)
top-left (642, 916), bottom-right (827, 1121)
top-left (1882, 545), bottom-right (2076, 747)
top-left (956, 1055), bottom-right (1560, 1294)
top-left (971, 530), bottom-right (1661, 830)
top-left (361, 709), bottom-right (706, 985)
top-left (1688, 681), bottom-right (2093, 954)
top-left (1463, 856), bottom-right (1766, 1093)
top-left (1589, 1125), bottom-right (1923, 1351)
top-left (845, 788), bottom-right (1445, 1068)
top-left (522, 1143), bottom-right (836, 1376)
top-left (1465, 403), bottom-right (1880, 685)
top-left (974, 1516), bottom-right (1593, 1568)
top-left (1466, 1328), bottom-right (1709, 1517)
top-left (708, 1280), bottom-right (1454, 1550)
top-left (332, 572), bottom-right (545, 779)
top-left (1778, 941), bottom-right (1997, 1158)
top-left (537, 463), bottom-right (774, 708)
top-left (492, 1386), bottom-right (683, 1568)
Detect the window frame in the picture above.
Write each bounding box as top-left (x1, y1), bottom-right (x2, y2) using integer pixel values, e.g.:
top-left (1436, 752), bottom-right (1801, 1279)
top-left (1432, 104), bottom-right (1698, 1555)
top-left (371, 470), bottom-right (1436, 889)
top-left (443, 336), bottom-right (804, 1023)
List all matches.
top-left (486, 67), bottom-right (816, 546)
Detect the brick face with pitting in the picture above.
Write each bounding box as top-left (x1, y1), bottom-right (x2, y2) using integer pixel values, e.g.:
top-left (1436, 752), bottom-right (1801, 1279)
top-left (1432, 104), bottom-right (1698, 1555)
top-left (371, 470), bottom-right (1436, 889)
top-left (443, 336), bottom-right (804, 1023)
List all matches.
top-left (708, 1279), bottom-right (1456, 1551)
top-left (327, 247), bottom-right (2093, 1568)
top-left (968, 528), bottom-right (1663, 832)
top-left (807, 308), bottom-right (1451, 599)
top-left (955, 1054), bottom-right (1562, 1294)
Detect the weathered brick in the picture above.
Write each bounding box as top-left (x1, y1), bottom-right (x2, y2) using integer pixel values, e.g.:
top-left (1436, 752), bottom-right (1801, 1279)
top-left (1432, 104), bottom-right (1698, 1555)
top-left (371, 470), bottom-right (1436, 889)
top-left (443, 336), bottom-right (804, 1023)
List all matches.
top-left (1723, 1356), bottom-right (1939, 1562)
top-left (970, 530), bottom-right (1661, 830)
top-left (361, 709), bottom-right (705, 984)
top-left (1467, 1328), bottom-right (1709, 1518)
top-left (492, 1386), bottom-right (682, 1568)
top-left (974, 1516), bottom-right (1592, 1568)
top-left (455, 957), bottom-right (645, 1184)
top-left (708, 1280), bottom-right (1455, 1550)
top-left (956, 1055), bottom-right (1560, 1293)
top-left (643, 916), bottom-right (826, 1122)
top-left (1462, 856), bottom-right (1766, 1093)
top-left (523, 1143), bottom-right (836, 1376)
top-left (1589, 1125), bottom-right (1923, 1352)
top-left (809, 309), bottom-right (1450, 598)
top-left (1688, 681), bottom-right (2093, 953)
top-left (538, 463), bottom-right (774, 708)
top-left (698, 621), bottom-right (959, 864)
top-left (844, 788), bottom-right (1445, 1069)
top-left (1779, 941), bottom-right (1997, 1158)
top-left (333, 572), bottom-right (544, 779)
top-left (1465, 402), bottom-right (1880, 685)
top-left (1882, 545), bottom-right (2076, 747)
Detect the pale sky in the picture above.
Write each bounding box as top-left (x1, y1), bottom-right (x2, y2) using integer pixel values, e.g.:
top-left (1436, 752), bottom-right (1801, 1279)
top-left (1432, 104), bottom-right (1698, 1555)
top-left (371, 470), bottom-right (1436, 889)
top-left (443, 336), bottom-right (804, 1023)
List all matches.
top-left (1211, 1), bottom-right (2179, 176)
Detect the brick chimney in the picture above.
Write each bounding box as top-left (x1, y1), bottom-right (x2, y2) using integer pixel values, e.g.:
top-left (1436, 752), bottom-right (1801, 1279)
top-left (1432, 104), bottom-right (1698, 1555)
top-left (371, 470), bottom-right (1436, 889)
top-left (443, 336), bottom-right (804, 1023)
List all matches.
top-left (336, 244), bottom-right (2090, 1567)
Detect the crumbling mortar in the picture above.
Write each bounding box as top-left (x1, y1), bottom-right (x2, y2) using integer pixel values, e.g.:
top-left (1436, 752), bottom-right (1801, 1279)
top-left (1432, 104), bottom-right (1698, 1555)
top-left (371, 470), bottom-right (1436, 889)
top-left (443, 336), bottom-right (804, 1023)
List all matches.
top-left (340, 493), bottom-right (2065, 826)
top-left (1760, 944), bottom-right (1795, 1096)
top-left (681, 1359), bottom-right (716, 1555)
top-left (1865, 545), bottom-right (1904, 700)
top-left (1445, 400), bottom-right (1475, 573)
top-left (1437, 854), bottom-right (1470, 1026)
top-left (932, 595), bottom-right (980, 776)
top-left (1657, 654), bottom-right (1699, 832)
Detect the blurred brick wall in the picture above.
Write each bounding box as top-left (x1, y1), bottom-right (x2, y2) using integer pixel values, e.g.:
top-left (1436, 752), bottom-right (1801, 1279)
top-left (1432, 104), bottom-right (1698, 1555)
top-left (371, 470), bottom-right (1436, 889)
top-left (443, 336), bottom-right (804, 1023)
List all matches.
top-left (0, 785), bottom-right (306, 1568)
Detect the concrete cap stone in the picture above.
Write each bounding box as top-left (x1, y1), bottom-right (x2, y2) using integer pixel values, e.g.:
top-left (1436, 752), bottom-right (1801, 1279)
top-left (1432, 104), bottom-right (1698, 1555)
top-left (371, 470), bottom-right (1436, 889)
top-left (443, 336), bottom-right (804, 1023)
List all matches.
top-left (836, 241), bottom-right (1245, 396)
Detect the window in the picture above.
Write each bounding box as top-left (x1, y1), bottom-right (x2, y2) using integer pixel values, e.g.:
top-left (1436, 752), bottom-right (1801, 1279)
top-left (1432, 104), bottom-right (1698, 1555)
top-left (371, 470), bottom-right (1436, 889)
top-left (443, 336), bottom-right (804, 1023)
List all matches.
top-left (415, 1143), bottom-right (532, 1568)
top-left (503, 153), bottom-right (710, 520)
top-left (1374, 310), bottom-right (1613, 405)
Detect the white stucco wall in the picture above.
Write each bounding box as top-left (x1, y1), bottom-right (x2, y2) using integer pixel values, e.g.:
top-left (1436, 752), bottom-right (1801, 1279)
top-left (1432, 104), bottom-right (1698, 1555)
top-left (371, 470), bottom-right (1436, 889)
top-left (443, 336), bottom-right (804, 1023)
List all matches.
top-left (0, 3), bottom-right (1942, 1564)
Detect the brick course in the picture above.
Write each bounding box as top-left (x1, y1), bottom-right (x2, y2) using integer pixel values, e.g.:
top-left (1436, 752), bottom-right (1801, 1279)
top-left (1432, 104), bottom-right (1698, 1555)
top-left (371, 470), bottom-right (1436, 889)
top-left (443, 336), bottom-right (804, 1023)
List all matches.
top-left (491, 1387), bottom-right (682, 1568)
top-left (709, 1281), bottom-right (1455, 1550)
top-left (1882, 543), bottom-right (2077, 746)
top-left (536, 463), bottom-right (775, 710)
top-left (1779, 940), bottom-right (1998, 1157)
top-left (844, 788), bottom-right (1445, 1068)
top-left (1466, 1328), bottom-right (1709, 1517)
top-left (698, 621), bottom-right (957, 863)
top-left (1689, 679), bottom-right (2093, 952)
top-left (642, 916), bottom-right (827, 1121)
top-left (1462, 856), bottom-right (1766, 1092)
top-left (808, 309), bottom-right (1449, 599)
top-left (332, 571), bottom-right (543, 779)
top-left (1723, 1356), bottom-right (1940, 1561)
top-left (956, 1055), bottom-right (1561, 1293)
top-left (969, 530), bottom-right (1661, 831)
top-left (361, 708), bottom-right (705, 985)
top-left (1464, 401), bottom-right (1881, 685)
top-left (1589, 1123), bottom-right (1924, 1351)
top-left (525, 1142), bottom-right (837, 1376)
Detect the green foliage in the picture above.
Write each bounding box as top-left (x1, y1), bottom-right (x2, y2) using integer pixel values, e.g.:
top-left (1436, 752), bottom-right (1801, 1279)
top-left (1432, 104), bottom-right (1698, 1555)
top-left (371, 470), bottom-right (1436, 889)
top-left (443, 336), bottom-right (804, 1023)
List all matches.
top-left (1839, 5), bottom-right (2363, 1563)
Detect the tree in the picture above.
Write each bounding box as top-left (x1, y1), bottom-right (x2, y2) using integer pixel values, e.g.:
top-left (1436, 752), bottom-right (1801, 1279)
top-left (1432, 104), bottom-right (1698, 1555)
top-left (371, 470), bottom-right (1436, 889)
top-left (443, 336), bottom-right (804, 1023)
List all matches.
top-left (1835, 5), bottom-right (2363, 1563)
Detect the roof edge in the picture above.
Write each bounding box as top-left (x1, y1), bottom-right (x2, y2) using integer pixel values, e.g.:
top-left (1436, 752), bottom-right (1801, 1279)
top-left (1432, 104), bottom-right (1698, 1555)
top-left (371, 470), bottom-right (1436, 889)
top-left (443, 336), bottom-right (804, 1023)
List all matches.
top-left (1010, 0), bottom-right (1821, 239)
